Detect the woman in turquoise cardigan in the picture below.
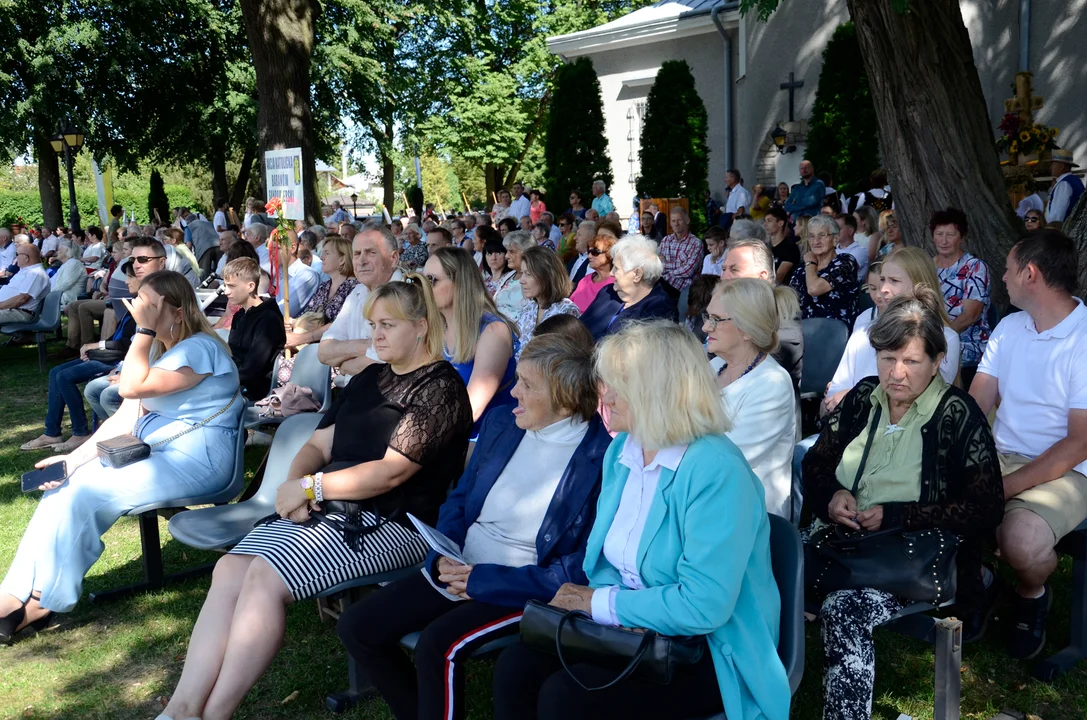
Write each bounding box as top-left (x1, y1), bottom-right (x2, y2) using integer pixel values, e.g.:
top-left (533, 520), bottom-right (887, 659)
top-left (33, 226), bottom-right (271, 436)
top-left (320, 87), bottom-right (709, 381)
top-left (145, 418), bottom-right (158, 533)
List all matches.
top-left (493, 320), bottom-right (791, 720)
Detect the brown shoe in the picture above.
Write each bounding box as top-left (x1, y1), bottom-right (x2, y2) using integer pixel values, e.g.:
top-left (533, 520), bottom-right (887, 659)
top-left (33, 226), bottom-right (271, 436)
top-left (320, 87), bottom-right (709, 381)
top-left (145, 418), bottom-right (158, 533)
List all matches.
top-left (20, 435), bottom-right (64, 451)
top-left (55, 435), bottom-right (91, 452)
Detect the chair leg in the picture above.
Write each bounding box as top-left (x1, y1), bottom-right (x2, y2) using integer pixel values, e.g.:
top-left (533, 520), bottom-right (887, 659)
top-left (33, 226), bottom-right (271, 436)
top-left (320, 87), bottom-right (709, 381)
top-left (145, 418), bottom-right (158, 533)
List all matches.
top-left (36, 333), bottom-right (46, 372)
top-left (933, 618), bottom-right (962, 720)
top-left (1035, 530), bottom-right (1087, 681)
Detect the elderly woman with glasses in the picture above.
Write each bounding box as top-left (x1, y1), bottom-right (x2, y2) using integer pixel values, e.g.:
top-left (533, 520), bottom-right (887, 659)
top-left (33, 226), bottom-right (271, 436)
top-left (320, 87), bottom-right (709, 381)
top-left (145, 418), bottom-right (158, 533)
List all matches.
top-left (494, 230), bottom-right (537, 321)
top-left (930, 207), bottom-right (990, 387)
top-left (570, 232), bottom-right (618, 312)
top-left (789, 214), bottom-right (858, 323)
top-left (580, 236), bottom-right (678, 342)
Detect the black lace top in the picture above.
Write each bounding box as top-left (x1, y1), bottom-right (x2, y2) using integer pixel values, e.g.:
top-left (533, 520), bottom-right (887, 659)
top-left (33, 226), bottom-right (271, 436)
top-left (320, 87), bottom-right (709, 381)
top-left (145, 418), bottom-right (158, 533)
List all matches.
top-left (803, 377), bottom-right (1004, 610)
top-left (318, 360), bottom-right (473, 527)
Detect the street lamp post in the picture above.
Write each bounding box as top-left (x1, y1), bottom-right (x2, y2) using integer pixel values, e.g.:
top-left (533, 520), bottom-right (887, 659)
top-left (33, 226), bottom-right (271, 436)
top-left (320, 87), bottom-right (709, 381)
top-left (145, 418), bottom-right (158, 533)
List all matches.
top-left (350, 192), bottom-right (358, 218)
top-left (49, 122), bottom-right (85, 233)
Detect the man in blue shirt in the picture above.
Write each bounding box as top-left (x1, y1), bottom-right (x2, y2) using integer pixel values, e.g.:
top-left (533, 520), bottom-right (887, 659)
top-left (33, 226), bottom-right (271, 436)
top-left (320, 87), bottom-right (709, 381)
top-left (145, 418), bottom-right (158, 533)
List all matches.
top-left (784, 160), bottom-right (826, 221)
top-left (590, 180), bottom-right (614, 216)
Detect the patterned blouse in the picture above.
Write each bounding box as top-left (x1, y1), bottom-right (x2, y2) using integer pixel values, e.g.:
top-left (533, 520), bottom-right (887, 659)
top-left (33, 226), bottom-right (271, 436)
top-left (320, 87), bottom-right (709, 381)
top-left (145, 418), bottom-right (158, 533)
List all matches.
top-left (937, 251), bottom-right (990, 366)
top-left (514, 298), bottom-right (581, 359)
top-left (789, 253), bottom-right (858, 323)
top-left (303, 277), bottom-right (359, 324)
top-left (401, 242), bottom-right (429, 271)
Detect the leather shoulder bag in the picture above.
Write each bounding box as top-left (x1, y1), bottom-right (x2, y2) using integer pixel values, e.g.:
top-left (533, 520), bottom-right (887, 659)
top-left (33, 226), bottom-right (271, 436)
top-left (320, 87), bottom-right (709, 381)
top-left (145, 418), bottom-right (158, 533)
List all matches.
top-left (519, 599), bottom-right (705, 691)
top-left (805, 403), bottom-right (959, 605)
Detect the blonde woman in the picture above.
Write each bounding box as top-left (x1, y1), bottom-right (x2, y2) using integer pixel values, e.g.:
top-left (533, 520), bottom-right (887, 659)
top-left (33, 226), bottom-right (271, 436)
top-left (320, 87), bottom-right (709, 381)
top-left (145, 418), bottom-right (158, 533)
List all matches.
top-left (424, 246), bottom-right (519, 437)
top-left (515, 247), bottom-right (580, 358)
top-left (1, 271), bottom-right (243, 640)
top-left (705, 278), bottom-right (798, 518)
top-left (494, 230), bottom-right (537, 321)
top-left (877, 209), bottom-right (903, 258)
top-left (160, 275), bottom-right (473, 720)
top-left (284, 235), bottom-right (358, 349)
top-left (493, 321), bottom-right (790, 720)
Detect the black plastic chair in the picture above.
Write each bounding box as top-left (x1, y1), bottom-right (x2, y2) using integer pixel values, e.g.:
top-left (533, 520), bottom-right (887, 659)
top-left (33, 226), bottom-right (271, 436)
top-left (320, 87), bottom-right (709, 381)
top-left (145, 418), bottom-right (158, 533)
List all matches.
top-left (799, 317), bottom-right (849, 402)
top-left (1035, 518), bottom-right (1087, 681)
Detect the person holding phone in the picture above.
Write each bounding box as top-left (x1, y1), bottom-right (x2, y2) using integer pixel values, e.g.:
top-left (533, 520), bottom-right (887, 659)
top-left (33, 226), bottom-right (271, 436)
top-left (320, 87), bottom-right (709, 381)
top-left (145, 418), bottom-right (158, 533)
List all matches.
top-left (0, 271), bottom-right (243, 644)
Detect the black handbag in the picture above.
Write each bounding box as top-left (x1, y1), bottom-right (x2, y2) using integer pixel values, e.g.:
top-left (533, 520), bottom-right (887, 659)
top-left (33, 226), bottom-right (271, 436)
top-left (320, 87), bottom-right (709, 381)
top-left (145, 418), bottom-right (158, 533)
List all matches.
top-left (87, 347), bottom-right (127, 364)
top-left (519, 599), bottom-right (705, 691)
top-left (97, 389), bottom-right (239, 469)
top-left (805, 404), bottom-right (959, 605)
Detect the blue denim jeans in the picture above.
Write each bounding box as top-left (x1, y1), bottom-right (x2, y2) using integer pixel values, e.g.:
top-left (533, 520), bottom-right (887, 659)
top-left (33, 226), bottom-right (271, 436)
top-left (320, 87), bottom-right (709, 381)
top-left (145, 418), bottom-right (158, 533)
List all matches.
top-left (45, 359), bottom-right (115, 437)
top-left (84, 373), bottom-right (123, 422)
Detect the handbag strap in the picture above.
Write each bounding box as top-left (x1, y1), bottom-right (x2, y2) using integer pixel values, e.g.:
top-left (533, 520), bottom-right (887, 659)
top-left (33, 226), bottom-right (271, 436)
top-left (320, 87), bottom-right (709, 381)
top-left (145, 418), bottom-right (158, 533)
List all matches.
top-left (137, 388), bottom-right (240, 449)
top-left (553, 610), bottom-right (655, 693)
top-left (849, 403), bottom-right (882, 496)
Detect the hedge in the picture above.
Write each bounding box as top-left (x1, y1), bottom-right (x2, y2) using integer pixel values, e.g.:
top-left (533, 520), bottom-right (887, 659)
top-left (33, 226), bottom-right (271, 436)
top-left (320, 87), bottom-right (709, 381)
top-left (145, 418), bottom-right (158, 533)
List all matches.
top-left (0, 184), bottom-right (199, 228)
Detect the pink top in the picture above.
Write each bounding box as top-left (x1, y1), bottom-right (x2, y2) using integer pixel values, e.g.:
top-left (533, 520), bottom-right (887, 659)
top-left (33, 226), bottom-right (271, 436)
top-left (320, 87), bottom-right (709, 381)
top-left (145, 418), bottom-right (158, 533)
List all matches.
top-left (570, 272), bottom-right (615, 312)
top-left (530, 200), bottom-right (547, 225)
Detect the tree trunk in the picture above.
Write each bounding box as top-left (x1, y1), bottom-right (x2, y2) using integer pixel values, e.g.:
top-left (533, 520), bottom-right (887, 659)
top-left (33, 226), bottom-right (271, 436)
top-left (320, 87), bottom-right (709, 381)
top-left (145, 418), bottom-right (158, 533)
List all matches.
top-left (846, 0), bottom-right (1021, 308)
top-left (209, 144), bottom-right (229, 204)
top-left (36, 134), bottom-right (62, 229)
top-left (230, 144), bottom-right (257, 211)
top-left (238, 0), bottom-right (321, 224)
top-left (1060, 196), bottom-right (1087, 297)
top-left (382, 147), bottom-right (395, 215)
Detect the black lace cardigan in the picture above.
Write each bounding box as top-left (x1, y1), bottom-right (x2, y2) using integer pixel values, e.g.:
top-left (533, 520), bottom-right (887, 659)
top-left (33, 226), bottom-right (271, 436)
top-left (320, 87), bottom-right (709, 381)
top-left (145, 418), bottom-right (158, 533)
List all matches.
top-left (803, 377), bottom-right (1005, 609)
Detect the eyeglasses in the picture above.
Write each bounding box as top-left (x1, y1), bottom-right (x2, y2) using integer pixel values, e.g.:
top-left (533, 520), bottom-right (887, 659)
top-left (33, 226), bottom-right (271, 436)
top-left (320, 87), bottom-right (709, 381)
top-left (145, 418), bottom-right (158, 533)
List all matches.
top-left (810, 232), bottom-right (835, 240)
top-left (1025, 215), bottom-right (1043, 224)
top-left (587, 248), bottom-right (606, 257)
top-left (132, 255), bottom-right (163, 264)
top-left (701, 312), bottom-right (732, 330)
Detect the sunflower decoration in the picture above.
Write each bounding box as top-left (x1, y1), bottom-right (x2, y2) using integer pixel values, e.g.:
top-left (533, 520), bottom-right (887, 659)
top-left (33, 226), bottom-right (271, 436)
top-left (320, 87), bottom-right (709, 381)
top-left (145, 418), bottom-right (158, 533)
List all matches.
top-left (1019, 130), bottom-right (1032, 143)
top-left (1009, 141), bottom-right (1019, 155)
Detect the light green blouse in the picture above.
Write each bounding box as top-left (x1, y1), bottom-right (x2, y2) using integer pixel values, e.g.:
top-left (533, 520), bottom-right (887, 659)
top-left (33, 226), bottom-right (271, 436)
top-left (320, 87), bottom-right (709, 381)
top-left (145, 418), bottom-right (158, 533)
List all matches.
top-left (833, 375), bottom-right (949, 512)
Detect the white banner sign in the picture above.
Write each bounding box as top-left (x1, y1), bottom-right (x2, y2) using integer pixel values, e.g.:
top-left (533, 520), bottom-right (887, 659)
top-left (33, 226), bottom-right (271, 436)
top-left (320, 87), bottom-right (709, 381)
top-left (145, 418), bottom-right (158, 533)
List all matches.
top-left (265, 147), bottom-right (305, 220)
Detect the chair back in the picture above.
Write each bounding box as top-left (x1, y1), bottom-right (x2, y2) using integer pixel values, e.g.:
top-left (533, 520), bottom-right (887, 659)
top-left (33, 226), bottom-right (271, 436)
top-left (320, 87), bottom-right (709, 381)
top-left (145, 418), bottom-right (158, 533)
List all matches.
top-left (250, 412), bottom-right (323, 506)
top-left (289, 344), bottom-right (332, 412)
top-left (38, 291), bottom-right (63, 330)
top-left (768, 513), bottom-right (805, 694)
top-left (799, 317), bottom-right (849, 397)
top-left (215, 327), bottom-right (231, 343)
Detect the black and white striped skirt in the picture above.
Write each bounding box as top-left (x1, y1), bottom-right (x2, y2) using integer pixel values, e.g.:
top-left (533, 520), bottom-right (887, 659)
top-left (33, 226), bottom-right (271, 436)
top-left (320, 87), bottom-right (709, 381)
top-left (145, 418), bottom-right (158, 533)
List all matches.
top-left (229, 512), bottom-right (429, 601)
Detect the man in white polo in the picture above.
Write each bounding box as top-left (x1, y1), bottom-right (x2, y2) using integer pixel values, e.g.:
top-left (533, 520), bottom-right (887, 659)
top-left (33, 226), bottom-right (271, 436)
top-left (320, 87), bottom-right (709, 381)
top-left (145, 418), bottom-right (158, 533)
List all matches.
top-left (318, 223), bottom-right (403, 382)
top-left (0, 243), bottom-right (50, 324)
top-left (970, 229), bottom-right (1087, 659)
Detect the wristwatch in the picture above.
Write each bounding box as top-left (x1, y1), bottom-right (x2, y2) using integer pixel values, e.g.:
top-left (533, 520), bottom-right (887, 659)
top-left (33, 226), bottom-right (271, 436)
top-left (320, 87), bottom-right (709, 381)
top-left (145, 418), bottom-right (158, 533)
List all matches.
top-left (135, 327), bottom-right (157, 338)
top-left (299, 475), bottom-right (316, 501)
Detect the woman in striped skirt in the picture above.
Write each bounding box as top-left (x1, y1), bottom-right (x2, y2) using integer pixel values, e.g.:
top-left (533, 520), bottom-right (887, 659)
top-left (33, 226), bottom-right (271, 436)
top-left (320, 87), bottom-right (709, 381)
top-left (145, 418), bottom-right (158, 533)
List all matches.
top-left (160, 275), bottom-right (473, 720)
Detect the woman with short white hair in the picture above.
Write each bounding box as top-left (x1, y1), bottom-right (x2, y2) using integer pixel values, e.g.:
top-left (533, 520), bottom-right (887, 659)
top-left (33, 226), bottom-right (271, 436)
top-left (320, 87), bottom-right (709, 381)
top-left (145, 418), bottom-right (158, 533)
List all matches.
top-left (705, 278), bottom-right (797, 518)
top-left (789, 213), bottom-right (857, 323)
top-left (493, 320), bottom-right (789, 720)
top-left (494, 230), bottom-right (537, 321)
top-left (580, 236), bottom-right (677, 341)
top-left (50, 241), bottom-right (86, 309)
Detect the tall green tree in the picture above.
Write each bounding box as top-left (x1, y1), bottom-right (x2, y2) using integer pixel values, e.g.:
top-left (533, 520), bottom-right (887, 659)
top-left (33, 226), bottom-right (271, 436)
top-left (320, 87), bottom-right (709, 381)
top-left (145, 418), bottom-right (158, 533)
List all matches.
top-left (805, 22), bottom-right (880, 197)
top-left (543, 57), bottom-right (613, 211)
top-left (744, 0), bottom-right (1026, 302)
top-left (147, 170), bottom-right (170, 224)
top-left (637, 60), bottom-right (710, 233)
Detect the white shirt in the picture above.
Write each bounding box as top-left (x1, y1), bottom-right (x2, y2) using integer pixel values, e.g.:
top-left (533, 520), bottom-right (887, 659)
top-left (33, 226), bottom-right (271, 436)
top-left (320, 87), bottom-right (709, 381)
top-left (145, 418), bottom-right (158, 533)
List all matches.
top-left (1, 264), bottom-right (50, 310)
top-left (701, 253), bottom-right (724, 276)
top-left (713, 356), bottom-right (796, 518)
top-left (508, 194), bottom-right (531, 221)
top-left (0, 242), bottom-right (15, 269)
top-left (1046, 172), bottom-right (1078, 223)
top-left (548, 224), bottom-right (562, 245)
top-left (40, 235), bottom-right (59, 256)
top-left (50, 258), bottom-right (86, 307)
top-left (216, 253), bottom-right (228, 277)
top-left (836, 240), bottom-right (869, 283)
top-left (725, 184), bottom-right (752, 215)
top-left (462, 417), bottom-right (589, 567)
top-left (278, 259), bottom-right (322, 316)
top-left (81, 241), bottom-right (106, 269)
top-left (569, 253), bottom-right (590, 281)
top-left (828, 324), bottom-right (961, 396)
top-left (853, 307), bottom-right (877, 333)
top-left (322, 268), bottom-right (405, 361)
top-left (213, 210), bottom-right (228, 231)
top-left (978, 301), bottom-right (1087, 476)
top-left (256, 243), bottom-right (270, 273)
top-left (590, 438), bottom-right (688, 626)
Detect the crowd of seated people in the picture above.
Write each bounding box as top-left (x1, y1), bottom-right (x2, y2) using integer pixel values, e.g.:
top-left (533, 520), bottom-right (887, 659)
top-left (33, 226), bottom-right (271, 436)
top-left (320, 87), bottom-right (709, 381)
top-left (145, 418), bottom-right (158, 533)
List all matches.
top-left (3, 194), bottom-right (1087, 720)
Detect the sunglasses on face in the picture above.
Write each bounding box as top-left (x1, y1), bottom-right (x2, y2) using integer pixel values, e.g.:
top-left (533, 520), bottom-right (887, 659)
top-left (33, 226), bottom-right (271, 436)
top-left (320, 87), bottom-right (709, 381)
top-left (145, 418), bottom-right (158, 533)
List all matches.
top-left (133, 255), bottom-right (163, 264)
top-left (588, 248), bottom-right (606, 257)
top-left (1025, 215), bottom-right (1042, 223)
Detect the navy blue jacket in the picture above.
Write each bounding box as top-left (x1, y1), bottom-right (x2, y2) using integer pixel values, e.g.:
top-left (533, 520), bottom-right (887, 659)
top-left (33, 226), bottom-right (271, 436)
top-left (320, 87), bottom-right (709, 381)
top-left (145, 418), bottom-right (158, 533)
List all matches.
top-left (426, 408), bottom-right (613, 608)
top-left (580, 281), bottom-right (679, 342)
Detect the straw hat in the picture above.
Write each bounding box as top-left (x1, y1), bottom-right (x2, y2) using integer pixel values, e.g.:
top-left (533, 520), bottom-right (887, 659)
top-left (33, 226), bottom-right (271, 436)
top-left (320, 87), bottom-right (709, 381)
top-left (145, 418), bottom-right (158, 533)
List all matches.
top-left (1050, 148), bottom-right (1079, 168)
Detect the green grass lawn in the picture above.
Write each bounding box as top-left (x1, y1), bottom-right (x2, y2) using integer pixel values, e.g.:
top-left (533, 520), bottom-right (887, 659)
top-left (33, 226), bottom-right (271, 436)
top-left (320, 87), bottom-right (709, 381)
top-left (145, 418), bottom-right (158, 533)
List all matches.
top-left (1, 335), bottom-right (1085, 719)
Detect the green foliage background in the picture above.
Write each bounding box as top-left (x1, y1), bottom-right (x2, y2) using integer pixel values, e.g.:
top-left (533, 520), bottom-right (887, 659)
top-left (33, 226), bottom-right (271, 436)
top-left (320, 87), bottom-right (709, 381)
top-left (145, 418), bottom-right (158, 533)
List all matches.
top-left (543, 57), bottom-right (613, 211)
top-left (636, 60), bottom-right (710, 234)
top-left (804, 22), bottom-right (882, 197)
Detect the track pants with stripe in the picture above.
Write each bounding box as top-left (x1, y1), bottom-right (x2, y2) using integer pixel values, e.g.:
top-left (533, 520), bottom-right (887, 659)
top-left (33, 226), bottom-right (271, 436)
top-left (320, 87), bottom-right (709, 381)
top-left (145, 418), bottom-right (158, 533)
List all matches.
top-left (337, 570), bottom-right (522, 720)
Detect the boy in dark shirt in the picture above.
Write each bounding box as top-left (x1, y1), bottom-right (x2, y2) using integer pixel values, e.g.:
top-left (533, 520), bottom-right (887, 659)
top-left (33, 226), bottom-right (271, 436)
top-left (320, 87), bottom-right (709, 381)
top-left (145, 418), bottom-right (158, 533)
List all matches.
top-left (224, 258), bottom-right (286, 400)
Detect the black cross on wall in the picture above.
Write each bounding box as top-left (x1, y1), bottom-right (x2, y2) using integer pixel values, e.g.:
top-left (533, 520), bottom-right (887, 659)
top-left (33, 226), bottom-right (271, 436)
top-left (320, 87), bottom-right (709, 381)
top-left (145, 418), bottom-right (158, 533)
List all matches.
top-left (780, 72), bottom-right (804, 122)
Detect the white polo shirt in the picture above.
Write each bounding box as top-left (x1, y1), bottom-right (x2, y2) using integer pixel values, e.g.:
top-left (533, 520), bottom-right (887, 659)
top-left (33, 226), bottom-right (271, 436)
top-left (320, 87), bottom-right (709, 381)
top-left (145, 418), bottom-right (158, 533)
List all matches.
top-left (0, 264), bottom-right (51, 310)
top-left (322, 269), bottom-right (404, 362)
top-left (977, 300), bottom-right (1087, 476)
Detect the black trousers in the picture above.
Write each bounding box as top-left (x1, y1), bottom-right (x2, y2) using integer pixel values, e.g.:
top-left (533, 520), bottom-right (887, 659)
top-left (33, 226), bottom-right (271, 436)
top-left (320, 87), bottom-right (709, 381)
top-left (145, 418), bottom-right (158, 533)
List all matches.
top-left (337, 571), bottom-right (522, 720)
top-left (492, 640), bottom-right (725, 720)
top-left (199, 246), bottom-right (222, 279)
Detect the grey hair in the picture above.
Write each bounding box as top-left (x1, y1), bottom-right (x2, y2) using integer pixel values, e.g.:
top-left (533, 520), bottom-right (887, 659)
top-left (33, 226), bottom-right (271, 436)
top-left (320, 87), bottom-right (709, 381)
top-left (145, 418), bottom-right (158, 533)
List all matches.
top-left (307, 224), bottom-right (328, 240)
top-left (0, 227), bottom-right (11, 241)
top-left (503, 230), bottom-right (538, 252)
top-left (669, 204), bottom-right (690, 219)
top-left (404, 223), bottom-right (421, 240)
top-left (868, 287), bottom-right (948, 362)
top-left (592, 180), bottom-right (607, 191)
top-left (726, 239), bottom-right (775, 278)
top-left (359, 220), bottom-right (400, 256)
top-left (541, 211), bottom-right (555, 223)
top-left (246, 223), bottom-right (271, 243)
top-left (729, 218), bottom-right (767, 243)
top-left (298, 230), bottom-right (318, 249)
top-left (610, 236), bottom-right (663, 285)
top-left (578, 220), bottom-right (597, 237)
top-left (58, 239), bottom-right (75, 257)
top-left (13, 233), bottom-right (30, 244)
top-left (807, 214), bottom-right (840, 239)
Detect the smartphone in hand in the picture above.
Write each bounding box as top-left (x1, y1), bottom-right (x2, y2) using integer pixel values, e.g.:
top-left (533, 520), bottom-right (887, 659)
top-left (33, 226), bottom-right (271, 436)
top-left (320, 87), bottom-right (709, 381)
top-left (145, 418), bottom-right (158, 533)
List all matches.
top-left (21, 462), bottom-right (68, 492)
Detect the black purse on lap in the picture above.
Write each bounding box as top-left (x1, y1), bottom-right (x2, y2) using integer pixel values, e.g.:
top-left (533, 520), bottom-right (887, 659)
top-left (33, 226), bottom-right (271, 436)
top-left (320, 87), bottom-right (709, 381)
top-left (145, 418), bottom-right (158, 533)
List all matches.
top-left (519, 600), bottom-right (705, 690)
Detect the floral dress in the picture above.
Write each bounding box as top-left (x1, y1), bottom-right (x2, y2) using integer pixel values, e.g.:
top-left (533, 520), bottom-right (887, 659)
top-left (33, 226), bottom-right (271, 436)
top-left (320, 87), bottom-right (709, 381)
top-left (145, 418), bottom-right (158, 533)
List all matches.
top-left (515, 299), bottom-right (580, 360)
top-left (304, 277), bottom-right (359, 324)
top-left (789, 254), bottom-right (858, 324)
top-left (937, 252), bottom-right (990, 366)
top-left (401, 243), bottom-right (429, 271)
